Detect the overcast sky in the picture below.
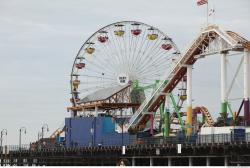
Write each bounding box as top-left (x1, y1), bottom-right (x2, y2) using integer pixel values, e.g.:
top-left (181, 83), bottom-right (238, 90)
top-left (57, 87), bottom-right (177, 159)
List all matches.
top-left (0, 0), bottom-right (249, 145)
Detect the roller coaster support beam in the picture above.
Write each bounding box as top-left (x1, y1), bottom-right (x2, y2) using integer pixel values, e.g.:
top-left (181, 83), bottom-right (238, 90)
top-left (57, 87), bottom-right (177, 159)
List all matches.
top-left (244, 49), bottom-right (250, 125)
top-left (150, 114), bottom-right (154, 135)
top-left (220, 51), bottom-right (228, 123)
top-left (164, 108), bottom-right (170, 137)
top-left (169, 93), bottom-right (184, 130)
top-left (159, 102), bottom-right (164, 135)
top-left (95, 106), bottom-right (98, 117)
top-left (186, 65), bottom-right (193, 136)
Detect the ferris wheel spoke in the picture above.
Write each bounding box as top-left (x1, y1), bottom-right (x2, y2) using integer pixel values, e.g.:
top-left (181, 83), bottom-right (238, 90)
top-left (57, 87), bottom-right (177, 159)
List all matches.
top-left (123, 25), bottom-right (132, 74)
top-left (79, 84), bottom-right (113, 91)
top-left (128, 25), bottom-right (140, 70)
top-left (129, 26), bottom-right (148, 73)
top-left (79, 67), bottom-right (115, 79)
top-left (139, 69), bottom-right (169, 80)
top-left (138, 70), bottom-right (167, 79)
top-left (83, 56), bottom-right (118, 77)
top-left (138, 70), bottom-right (167, 81)
top-left (79, 62), bottom-right (117, 78)
top-left (101, 34), bottom-right (126, 72)
top-left (136, 41), bottom-right (171, 74)
top-left (77, 74), bottom-right (116, 80)
top-left (112, 35), bottom-right (125, 71)
top-left (136, 51), bottom-right (173, 76)
top-left (95, 48), bottom-right (119, 70)
top-left (78, 82), bottom-right (119, 92)
top-left (129, 29), bottom-right (142, 70)
top-left (134, 41), bottom-right (162, 72)
top-left (108, 28), bottom-right (126, 70)
top-left (130, 26), bottom-right (149, 72)
top-left (137, 29), bottom-right (162, 58)
top-left (135, 37), bottom-right (165, 71)
top-left (93, 46), bottom-right (119, 72)
top-left (79, 80), bottom-right (117, 86)
top-left (128, 24), bottom-right (141, 73)
top-left (91, 33), bottom-right (121, 72)
top-left (80, 79), bottom-right (117, 87)
top-left (101, 36), bottom-right (120, 69)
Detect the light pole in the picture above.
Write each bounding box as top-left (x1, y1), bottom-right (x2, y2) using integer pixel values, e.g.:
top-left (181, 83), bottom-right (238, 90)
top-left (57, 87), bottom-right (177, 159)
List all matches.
top-left (38, 132), bottom-right (42, 141)
top-left (120, 109), bottom-right (124, 146)
top-left (19, 127), bottom-right (27, 150)
top-left (0, 129), bottom-right (7, 153)
top-left (41, 124), bottom-right (49, 140)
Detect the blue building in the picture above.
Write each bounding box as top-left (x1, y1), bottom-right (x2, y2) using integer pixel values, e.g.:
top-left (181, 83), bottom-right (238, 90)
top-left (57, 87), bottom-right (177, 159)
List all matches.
top-left (65, 116), bottom-right (133, 147)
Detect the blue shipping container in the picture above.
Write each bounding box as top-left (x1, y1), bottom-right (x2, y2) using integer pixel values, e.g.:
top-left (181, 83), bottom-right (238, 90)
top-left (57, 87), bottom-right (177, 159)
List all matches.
top-left (65, 116), bottom-right (132, 147)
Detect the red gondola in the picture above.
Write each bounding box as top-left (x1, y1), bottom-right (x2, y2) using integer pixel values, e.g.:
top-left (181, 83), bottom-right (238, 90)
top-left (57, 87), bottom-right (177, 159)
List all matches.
top-left (75, 63), bottom-right (85, 69)
top-left (98, 36), bottom-right (108, 43)
top-left (131, 29), bottom-right (141, 36)
top-left (161, 44), bottom-right (172, 50)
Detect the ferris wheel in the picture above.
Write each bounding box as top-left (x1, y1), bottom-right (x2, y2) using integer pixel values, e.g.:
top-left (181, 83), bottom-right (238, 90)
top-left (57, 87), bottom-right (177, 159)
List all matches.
top-left (70, 21), bottom-right (180, 106)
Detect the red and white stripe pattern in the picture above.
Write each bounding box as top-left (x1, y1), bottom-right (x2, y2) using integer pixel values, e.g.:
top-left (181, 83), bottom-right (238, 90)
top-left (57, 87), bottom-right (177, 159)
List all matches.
top-left (197, 0), bottom-right (208, 6)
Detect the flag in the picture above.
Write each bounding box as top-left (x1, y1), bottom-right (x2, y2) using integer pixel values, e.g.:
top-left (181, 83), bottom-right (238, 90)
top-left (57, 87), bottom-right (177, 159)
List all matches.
top-left (209, 8), bottom-right (215, 16)
top-left (197, 0), bottom-right (208, 6)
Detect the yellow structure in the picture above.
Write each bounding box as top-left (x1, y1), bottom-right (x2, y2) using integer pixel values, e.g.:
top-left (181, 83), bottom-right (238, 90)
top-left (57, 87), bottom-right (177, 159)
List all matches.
top-left (148, 34), bottom-right (158, 40)
top-left (85, 47), bottom-right (95, 54)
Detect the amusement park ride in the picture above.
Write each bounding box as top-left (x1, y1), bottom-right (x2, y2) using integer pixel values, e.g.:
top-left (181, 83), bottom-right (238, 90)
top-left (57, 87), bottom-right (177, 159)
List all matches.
top-left (60, 21), bottom-right (250, 147)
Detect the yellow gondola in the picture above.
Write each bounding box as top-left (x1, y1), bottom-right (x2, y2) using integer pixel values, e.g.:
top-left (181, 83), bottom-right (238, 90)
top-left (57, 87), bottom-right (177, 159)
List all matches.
top-left (180, 95), bottom-right (187, 101)
top-left (148, 34), bottom-right (158, 40)
top-left (85, 47), bottom-right (95, 54)
top-left (72, 80), bottom-right (80, 89)
top-left (114, 30), bottom-right (125, 37)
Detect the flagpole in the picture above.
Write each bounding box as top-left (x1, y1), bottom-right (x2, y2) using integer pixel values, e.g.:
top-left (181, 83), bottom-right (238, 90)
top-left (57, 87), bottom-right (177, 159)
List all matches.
top-left (206, 0), bottom-right (209, 26)
top-left (213, 5), bottom-right (215, 24)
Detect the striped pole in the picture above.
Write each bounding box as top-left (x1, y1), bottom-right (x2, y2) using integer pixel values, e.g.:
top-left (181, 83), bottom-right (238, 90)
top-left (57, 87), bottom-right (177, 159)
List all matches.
top-left (244, 49), bottom-right (250, 125)
top-left (186, 65), bottom-right (193, 136)
top-left (220, 52), bottom-right (228, 123)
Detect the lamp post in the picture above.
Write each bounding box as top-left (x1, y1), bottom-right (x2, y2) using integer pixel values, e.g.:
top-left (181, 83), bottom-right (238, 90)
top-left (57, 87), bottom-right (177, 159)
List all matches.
top-left (41, 124), bottom-right (49, 140)
top-left (120, 109), bottom-right (124, 146)
top-left (0, 129), bottom-right (7, 153)
top-left (90, 127), bottom-right (94, 147)
top-left (19, 127), bottom-right (27, 150)
top-left (38, 132), bottom-right (42, 141)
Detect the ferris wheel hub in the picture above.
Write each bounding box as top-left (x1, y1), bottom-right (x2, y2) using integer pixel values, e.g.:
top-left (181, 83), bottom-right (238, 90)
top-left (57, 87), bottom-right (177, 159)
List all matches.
top-left (117, 73), bottom-right (129, 86)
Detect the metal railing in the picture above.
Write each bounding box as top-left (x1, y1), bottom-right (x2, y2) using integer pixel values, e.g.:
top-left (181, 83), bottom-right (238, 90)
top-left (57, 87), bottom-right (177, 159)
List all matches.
top-left (1, 132), bottom-right (249, 153)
